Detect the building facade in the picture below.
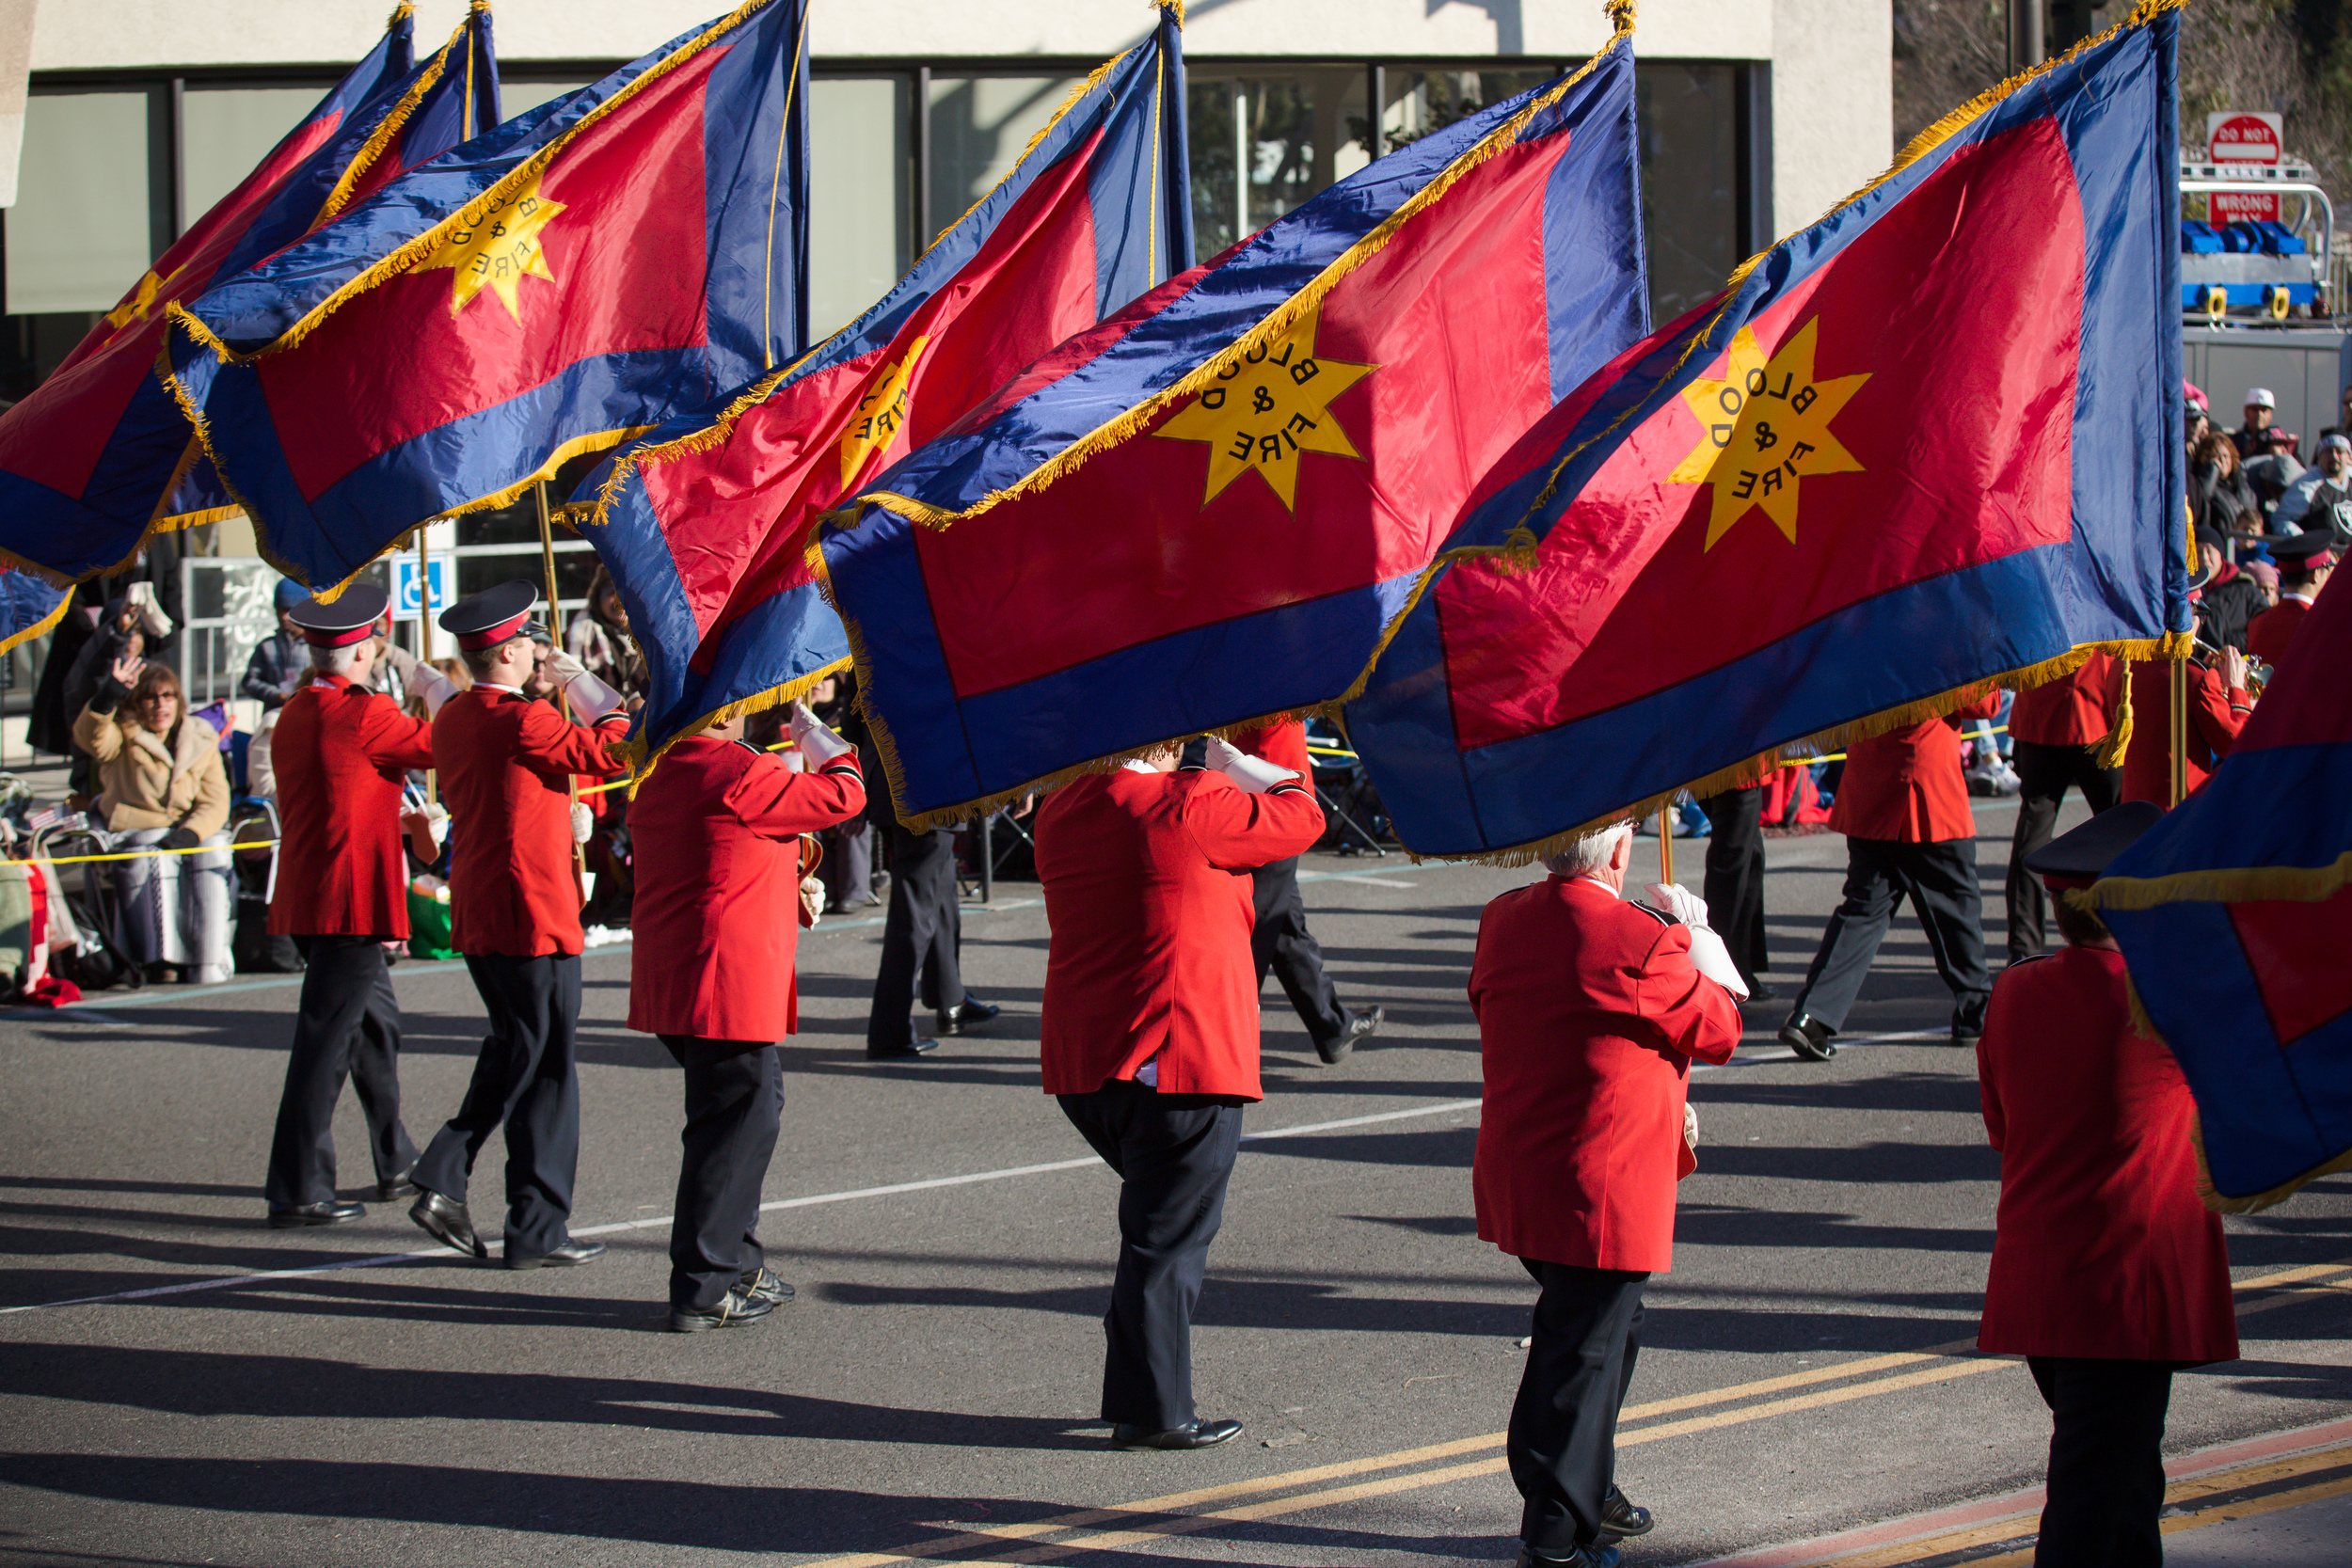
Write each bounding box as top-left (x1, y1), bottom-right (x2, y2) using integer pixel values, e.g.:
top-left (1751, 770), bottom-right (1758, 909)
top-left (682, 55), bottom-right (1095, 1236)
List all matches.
top-left (6, 0), bottom-right (1891, 701)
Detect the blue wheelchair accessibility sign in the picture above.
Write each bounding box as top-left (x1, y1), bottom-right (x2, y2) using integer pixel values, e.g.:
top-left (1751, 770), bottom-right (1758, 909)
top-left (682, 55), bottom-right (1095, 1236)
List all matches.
top-left (393, 559), bottom-right (453, 618)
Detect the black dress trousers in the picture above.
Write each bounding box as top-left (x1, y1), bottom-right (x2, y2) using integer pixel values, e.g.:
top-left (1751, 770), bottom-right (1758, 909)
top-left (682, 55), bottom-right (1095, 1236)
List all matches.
top-left (1250, 857), bottom-right (1346, 1045)
top-left (1510, 1259), bottom-right (1649, 1557)
top-left (1696, 786), bottom-right (1769, 986)
top-left (1788, 836), bottom-right (1992, 1035)
top-left (413, 952), bottom-right (584, 1257)
top-left (2026, 1355), bottom-right (2175, 1567)
top-left (1057, 1079), bottom-right (1247, 1432)
top-left (263, 935), bottom-right (416, 1210)
top-left (866, 823), bottom-right (964, 1051)
top-left (2004, 740), bottom-right (2121, 962)
top-left (659, 1035), bottom-right (784, 1311)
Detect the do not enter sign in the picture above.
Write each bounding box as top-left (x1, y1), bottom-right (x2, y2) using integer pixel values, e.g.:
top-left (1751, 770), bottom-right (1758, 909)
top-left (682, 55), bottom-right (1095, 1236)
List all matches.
top-left (2207, 110), bottom-right (2282, 166)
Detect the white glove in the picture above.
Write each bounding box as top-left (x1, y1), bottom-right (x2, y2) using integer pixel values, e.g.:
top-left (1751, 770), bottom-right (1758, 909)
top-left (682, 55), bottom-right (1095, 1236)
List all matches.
top-left (800, 875), bottom-right (825, 926)
top-left (548, 650), bottom-right (627, 721)
top-left (402, 657), bottom-right (461, 718)
top-left (1204, 736), bottom-right (1299, 794)
top-left (1685, 926), bottom-right (1749, 1000)
top-left (570, 801), bottom-right (594, 844)
top-left (1684, 1101), bottom-right (1699, 1151)
top-left (403, 803), bottom-right (450, 850)
top-left (788, 701), bottom-right (856, 767)
top-left (1643, 881), bottom-right (1710, 929)
top-left (125, 580), bottom-right (174, 640)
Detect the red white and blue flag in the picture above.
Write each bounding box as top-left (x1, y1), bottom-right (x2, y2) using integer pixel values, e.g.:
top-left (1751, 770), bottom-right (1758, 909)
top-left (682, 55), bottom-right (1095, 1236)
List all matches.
top-left (582, 1), bottom-right (1192, 761)
top-left (0, 2), bottom-right (498, 651)
top-left (1344, 0), bottom-right (2192, 859)
top-left (822, 6), bottom-right (1648, 825)
top-left (165, 0), bottom-right (810, 592)
top-left (2087, 575), bottom-right (2352, 1211)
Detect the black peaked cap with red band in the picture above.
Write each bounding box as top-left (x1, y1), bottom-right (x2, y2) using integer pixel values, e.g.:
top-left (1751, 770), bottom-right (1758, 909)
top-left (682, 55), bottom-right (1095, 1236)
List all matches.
top-left (2023, 800), bottom-right (2163, 893)
top-left (2270, 533), bottom-right (2338, 573)
top-left (439, 579), bottom-right (542, 652)
top-left (289, 584), bottom-right (391, 649)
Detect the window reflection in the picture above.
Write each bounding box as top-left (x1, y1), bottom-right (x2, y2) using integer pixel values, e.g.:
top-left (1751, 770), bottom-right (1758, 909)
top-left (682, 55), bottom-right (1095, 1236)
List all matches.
top-left (1185, 69), bottom-right (1371, 263)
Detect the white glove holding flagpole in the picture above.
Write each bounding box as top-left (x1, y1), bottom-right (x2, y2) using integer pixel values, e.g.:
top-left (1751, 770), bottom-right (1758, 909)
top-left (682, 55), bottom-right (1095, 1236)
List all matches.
top-left (547, 649), bottom-right (628, 722)
top-left (1684, 926), bottom-right (1750, 1000)
top-left (386, 642), bottom-right (462, 717)
top-left (788, 701), bottom-right (856, 768)
top-left (1643, 881), bottom-right (1710, 929)
top-left (1204, 736), bottom-right (1298, 794)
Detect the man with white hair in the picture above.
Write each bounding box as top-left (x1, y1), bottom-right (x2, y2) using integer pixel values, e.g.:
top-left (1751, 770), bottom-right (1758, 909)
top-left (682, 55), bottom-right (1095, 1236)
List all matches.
top-left (1470, 820), bottom-right (1747, 1567)
top-left (262, 585), bottom-right (459, 1227)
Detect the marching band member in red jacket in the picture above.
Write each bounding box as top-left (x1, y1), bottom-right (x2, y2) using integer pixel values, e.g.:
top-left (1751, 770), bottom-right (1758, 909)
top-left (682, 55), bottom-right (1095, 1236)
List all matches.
top-left (2109, 647), bottom-right (2251, 807)
top-left (628, 702), bottom-right (866, 1332)
top-left (408, 582), bottom-right (631, 1269)
top-left (1780, 692), bottom-right (2003, 1060)
top-left (262, 585), bottom-right (455, 1227)
top-left (2245, 532), bottom-right (2332, 671)
top-left (1979, 803), bottom-right (2236, 1561)
top-left (1470, 820), bottom-right (1745, 1567)
top-left (1222, 720), bottom-right (1382, 1065)
top-left (2002, 653), bottom-right (2119, 963)
top-left (1035, 736), bottom-right (1322, 1450)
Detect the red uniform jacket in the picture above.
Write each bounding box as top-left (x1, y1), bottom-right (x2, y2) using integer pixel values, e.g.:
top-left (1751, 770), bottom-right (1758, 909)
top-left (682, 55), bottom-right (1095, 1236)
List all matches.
top-left (268, 675), bottom-right (436, 938)
top-left (1827, 693), bottom-right (2001, 844)
top-left (2112, 658), bottom-right (2250, 805)
top-left (2246, 594), bottom-right (2311, 671)
top-left (627, 738), bottom-right (866, 1042)
top-left (1226, 719), bottom-right (1314, 778)
top-left (2006, 654), bottom-right (2118, 748)
top-left (433, 688), bottom-right (625, 958)
top-left (1977, 944), bottom-right (2236, 1362)
top-left (1035, 767), bottom-right (1323, 1099)
top-left (1470, 876), bottom-right (1742, 1273)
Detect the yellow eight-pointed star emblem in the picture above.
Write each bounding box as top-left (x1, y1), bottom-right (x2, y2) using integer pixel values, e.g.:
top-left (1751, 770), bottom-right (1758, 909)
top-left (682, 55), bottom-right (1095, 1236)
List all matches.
top-left (1667, 317), bottom-right (1868, 551)
top-left (1153, 305), bottom-right (1375, 511)
top-left (420, 169), bottom-right (566, 323)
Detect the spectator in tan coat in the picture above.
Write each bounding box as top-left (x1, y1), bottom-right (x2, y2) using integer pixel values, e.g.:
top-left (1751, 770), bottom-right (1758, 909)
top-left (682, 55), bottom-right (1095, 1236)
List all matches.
top-left (73, 659), bottom-right (233, 982)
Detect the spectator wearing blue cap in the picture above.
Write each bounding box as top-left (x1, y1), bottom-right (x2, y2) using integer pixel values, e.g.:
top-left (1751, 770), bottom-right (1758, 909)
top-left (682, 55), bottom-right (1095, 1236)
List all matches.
top-left (2276, 433), bottom-right (2351, 539)
top-left (242, 579), bottom-right (312, 711)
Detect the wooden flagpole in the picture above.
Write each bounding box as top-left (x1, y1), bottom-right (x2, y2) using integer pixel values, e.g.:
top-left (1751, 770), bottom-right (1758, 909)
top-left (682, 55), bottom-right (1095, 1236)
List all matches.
top-left (534, 483), bottom-right (588, 899)
top-left (2168, 655), bottom-right (2188, 808)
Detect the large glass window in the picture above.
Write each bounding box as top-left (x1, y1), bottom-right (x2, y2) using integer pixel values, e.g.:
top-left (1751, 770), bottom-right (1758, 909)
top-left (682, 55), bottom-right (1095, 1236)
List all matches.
top-left (181, 87), bottom-right (318, 223)
top-left (1184, 69), bottom-right (1371, 263)
top-left (927, 73), bottom-right (1082, 245)
top-left (8, 88), bottom-right (156, 316)
top-left (1380, 68), bottom-right (1552, 149)
top-left (808, 73), bottom-right (911, 337)
top-left (1637, 62), bottom-right (1741, 324)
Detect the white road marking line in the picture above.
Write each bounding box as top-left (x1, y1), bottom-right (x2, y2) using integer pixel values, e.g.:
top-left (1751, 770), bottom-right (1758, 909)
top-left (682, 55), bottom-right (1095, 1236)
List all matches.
top-left (0, 1098), bottom-right (1484, 1316)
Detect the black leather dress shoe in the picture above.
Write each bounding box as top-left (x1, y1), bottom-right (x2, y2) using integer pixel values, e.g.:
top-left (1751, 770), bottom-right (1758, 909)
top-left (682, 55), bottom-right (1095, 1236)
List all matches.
top-left (1510, 1548), bottom-right (1620, 1568)
top-left (739, 1267), bottom-right (795, 1306)
top-left (1951, 1025), bottom-right (1984, 1047)
top-left (1746, 981), bottom-right (1781, 1004)
top-left (376, 1171), bottom-right (418, 1202)
top-left (1778, 1013), bottom-right (1837, 1061)
top-left (1315, 1005), bottom-right (1385, 1065)
top-left (409, 1191), bottom-right (488, 1259)
top-left (268, 1200), bottom-right (364, 1228)
top-left (668, 1285), bottom-right (777, 1333)
top-left (1109, 1418), bottom-right (1243, 1450)
top-left (866, 1038), bottom-right (939, 1061)
top-left (1598, 1484), bottom-right (1654, 1542)
top-left (936, 998), bottom-right (999, 1037)
top-left (506, 1238), bottom-right (607, 1270)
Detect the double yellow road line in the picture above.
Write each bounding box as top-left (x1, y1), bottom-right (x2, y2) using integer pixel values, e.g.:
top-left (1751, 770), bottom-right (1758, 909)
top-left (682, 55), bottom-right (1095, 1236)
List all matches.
top-left (794, 1260), bottom-right (2349, 1568)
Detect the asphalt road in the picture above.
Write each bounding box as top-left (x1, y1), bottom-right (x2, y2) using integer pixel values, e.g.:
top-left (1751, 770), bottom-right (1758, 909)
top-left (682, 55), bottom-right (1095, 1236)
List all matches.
top-left (1, 798), bottom-right (2347, 1568)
